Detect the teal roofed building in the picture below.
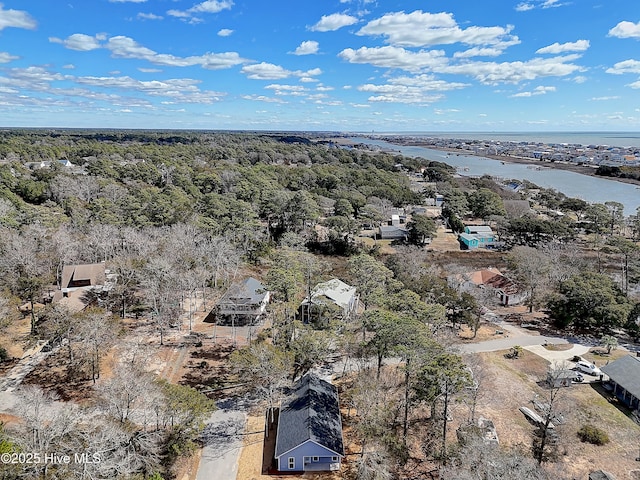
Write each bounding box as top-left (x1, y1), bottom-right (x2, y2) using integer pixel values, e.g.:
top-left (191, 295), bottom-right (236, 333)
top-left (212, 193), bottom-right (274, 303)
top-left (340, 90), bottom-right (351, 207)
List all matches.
top-left (459, 225), bottom-right (496, 250)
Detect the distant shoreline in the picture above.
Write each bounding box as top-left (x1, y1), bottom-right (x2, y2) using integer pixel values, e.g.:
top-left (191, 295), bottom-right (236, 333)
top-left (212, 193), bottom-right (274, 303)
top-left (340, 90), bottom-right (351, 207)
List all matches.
top-left (328, 137), bottom-right (640, 187)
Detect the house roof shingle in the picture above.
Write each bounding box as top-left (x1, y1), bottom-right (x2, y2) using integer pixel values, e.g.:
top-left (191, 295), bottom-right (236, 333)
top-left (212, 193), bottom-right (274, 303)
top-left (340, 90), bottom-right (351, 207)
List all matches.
top-left (218, 277), bottom-right (268, 306)
top-left (601, 355), bottom-right (640, 400)
top-left (275, 374), bottom-right (344, 458)
top-left (60, 263), bottom-right (106, 289)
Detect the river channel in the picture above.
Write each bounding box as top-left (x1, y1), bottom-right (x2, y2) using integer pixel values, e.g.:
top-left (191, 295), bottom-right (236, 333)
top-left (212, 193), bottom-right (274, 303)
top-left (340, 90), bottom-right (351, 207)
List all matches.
top-left (352, 137), bottom-right (640, 214)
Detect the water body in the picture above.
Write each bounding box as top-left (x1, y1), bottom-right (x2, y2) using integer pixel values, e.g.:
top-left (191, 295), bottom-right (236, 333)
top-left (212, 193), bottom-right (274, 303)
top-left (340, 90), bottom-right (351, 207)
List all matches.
top-left (362, 132), bottom-right (640, 148)
top-left (352, 137), bottom-right (640, 214)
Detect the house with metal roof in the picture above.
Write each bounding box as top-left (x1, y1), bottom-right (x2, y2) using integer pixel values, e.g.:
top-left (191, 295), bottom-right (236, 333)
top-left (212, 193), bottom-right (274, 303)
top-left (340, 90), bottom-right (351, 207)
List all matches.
top-left (274, 374), bottom-right (344, 472)
top-left (210, 277), bottom-right (270, 325)
top-left (299, 278), bottom-right (358, 323)
top-left (459, 225), bottom-right (496, 250)
top-left (601, 355), bottom-right (640, 411)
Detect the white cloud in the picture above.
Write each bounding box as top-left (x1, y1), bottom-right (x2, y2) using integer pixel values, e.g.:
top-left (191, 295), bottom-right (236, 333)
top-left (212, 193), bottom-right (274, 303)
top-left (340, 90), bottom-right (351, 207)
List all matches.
top-left (0, 52), bottom-right (18, 63)
top-left (105, 35), bottom-right (246, 69)
top-left (63, 64), bottom-right (75, 69)
top-left (137, 12), bottom-right (163, 20)
top-left (310, 13), bottom-right (358, 32)
top-left (511, 85), bottom-right (556, 97)
top-left (515, 3), bottom-right (535, 11)
top-left (190, 1), bottom-right (233, 13)
top-left (606, 59), bottom-right (640, 74)
top-left (50, 34), bottom-right (103, 51)
top-left (291, 40), bottom-right (319, 55)
top-left (438, 54), bottom-right (584, 84)
top-left (265, 84), bottom-right (308, 96)
top-left (218, 28), bottom-right (233, 36)
top-left (339, 46), bottom-right (448, 72)
top-left (608, 21), bottom-right (640, 39)
top-left (0, 4), bottom-right (37, 30)
top-left (356, 74), bottom-right (467, 104)
top-left (628, 80), bottom-right (640, 89)
top-left (573, 75), bottom-right (587, 84)
top-left (516, 0), bottom-right (567, 11)
top-left (241, 94), bottom-right (286, 103)
top-left (454, 47), bottom-right (508, 58)
top-left (356, 10), bottom-right (519, 50)
top-left (138, 67), bottom-right (162, 73)
top-left (590, 96), bottom-right (620, 101)
top-left (536, 40), bottom-right (589, 54)
top-left (241, 62), bottom-right (322, 80)
top-left (167, 0), bottom-right (233, 21)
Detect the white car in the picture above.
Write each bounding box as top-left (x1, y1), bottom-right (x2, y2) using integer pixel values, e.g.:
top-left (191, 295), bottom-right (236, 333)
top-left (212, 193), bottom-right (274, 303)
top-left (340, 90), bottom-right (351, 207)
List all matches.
top-left (576, 360), bottom-right (602, 376)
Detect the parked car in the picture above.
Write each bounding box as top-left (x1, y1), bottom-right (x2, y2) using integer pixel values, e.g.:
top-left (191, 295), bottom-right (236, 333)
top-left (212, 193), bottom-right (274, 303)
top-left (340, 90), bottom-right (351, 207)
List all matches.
top-left (576, 360), bottom-right (602, 376)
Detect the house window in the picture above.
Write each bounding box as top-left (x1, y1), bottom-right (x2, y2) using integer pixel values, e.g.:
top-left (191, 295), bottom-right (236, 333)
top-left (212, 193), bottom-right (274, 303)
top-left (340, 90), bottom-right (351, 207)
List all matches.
top-left (304, 456), bottom-right (311, 464)
top-left (312, 456), bottom-right (319, 462)
top-left (288, 457), bottom-right (295, 469)
top-left (332, 456), bottom-right (339, 462)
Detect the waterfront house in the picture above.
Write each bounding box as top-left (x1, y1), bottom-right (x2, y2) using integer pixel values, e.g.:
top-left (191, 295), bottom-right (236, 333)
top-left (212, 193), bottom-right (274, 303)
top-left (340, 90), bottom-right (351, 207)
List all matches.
top-left (274, 374), bottom-right (344, 472)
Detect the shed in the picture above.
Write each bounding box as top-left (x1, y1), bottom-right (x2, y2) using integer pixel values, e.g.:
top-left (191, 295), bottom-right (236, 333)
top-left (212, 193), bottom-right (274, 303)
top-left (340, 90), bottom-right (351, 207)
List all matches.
top-left (274, 374), bottom-right (344, 472)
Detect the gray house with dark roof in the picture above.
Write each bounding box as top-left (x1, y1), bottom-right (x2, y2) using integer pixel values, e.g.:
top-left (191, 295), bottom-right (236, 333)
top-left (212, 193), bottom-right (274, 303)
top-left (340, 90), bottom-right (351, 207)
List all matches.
top-left (208, 277), bottom-right (270, 325)
top-left (601, 355), bottom-right (640, 410)
top-left (274, 374), bottom-right (344, 472)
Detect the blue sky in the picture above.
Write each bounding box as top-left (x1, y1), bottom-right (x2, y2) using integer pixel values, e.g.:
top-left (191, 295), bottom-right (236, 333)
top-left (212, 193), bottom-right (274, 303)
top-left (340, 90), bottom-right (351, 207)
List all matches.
top-left (1, 0), bottom-right (639, 131)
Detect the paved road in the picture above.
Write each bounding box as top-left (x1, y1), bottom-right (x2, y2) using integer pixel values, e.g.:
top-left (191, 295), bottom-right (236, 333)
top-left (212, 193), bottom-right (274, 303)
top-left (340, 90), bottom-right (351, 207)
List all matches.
top-left (196, 399), bottom-right (247, 480)
top-left (458, 320), bottom-right (570, 354)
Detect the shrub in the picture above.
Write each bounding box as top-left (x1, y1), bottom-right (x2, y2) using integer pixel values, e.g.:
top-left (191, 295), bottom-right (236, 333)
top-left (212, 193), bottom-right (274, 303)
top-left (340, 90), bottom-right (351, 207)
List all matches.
top-left (577, 424), bottom-right (609, 445)
top-left (0, 346), bottom-right (8, 363)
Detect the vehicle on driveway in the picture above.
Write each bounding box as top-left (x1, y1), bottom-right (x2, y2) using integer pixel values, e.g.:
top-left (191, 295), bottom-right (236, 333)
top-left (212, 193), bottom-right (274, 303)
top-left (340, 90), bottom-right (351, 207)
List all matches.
top-left (576, 360), bottom-right (602, 376)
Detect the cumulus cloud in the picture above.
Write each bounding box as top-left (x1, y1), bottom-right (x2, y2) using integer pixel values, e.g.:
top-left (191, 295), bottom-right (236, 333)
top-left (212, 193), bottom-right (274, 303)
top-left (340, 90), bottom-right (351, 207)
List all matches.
top-left (0, 52), bottom-right (18, 63)
top-left (291, 40), bottom-right (319, 55)
top-left (536, 40), bottom-right (590, 54)
top-left (168, 0), bottom-right (233, 21)
top-left (608, 21), bottom-right (640, 39)
top-left (1, 65), bottom-right (226, 106)
top-left (606, 59), bottom-right (640, 74)
top-left (511, 85), bottom-right (556, 97)
top-left (310, 13), bottom-right (358, 32)
top-left (516, 0), bottom-right (566, 11)
top-left (438, 55), bottom-right (584, 84)
top-left (357, 74), bottom-right (467, 104)
top-left (339, 46), bottom-right (448, 72)
top-left (241, 62), bottom-right (322, 80)
top-left (103, 35), bottom-right (246, 69)
top-left (241, 94), bottom-right (286, 103)
top-left (0, 4), bottom-right (37, 30)
top-left (137, 13), bottom-right (163, 20)
top-left (356, 10), bottom-right (519, 50)
top-left (49, 34), bottom-right (104, 51)
top-left (218, 28), bottom-right (233, 36)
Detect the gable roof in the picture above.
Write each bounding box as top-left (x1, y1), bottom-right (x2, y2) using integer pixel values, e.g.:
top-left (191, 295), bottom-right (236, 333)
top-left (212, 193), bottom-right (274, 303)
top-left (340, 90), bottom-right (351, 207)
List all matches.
top-left (601, 355), bottom-right (640, 400)
top-left (275, 374), bottom-right (344, 458)
top-left (60, 263), bottom-right (106, 289)
top-left (465, 225), bottom-right (493, 234)
top-left (219, 277), bottom-right (268, 306)
top-left (303, 278), bottom-right (356, 312)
